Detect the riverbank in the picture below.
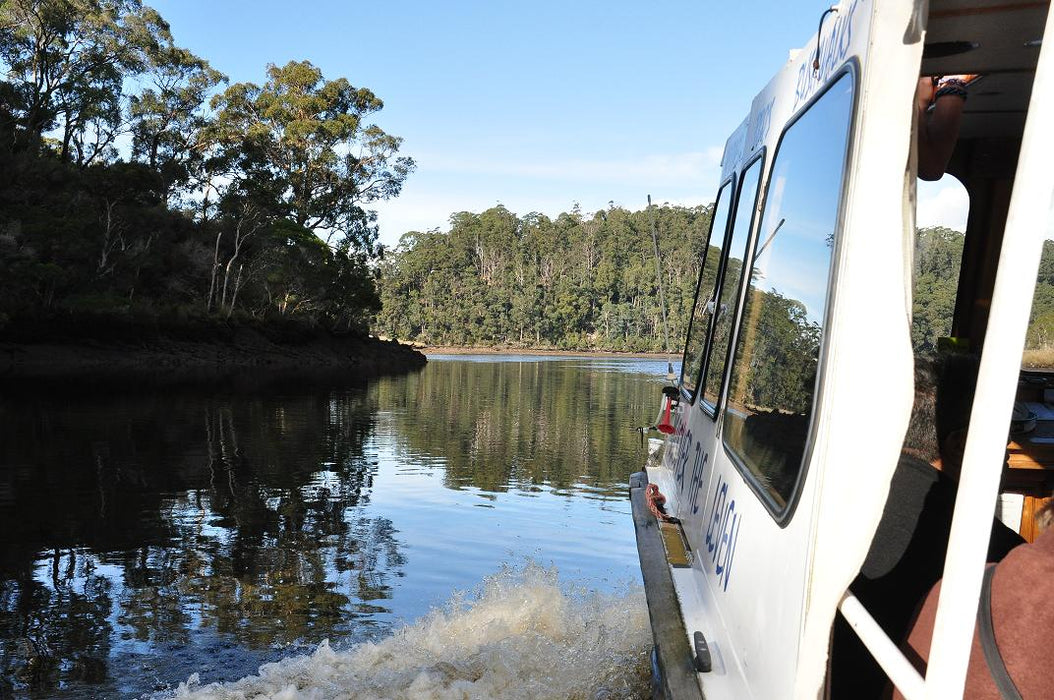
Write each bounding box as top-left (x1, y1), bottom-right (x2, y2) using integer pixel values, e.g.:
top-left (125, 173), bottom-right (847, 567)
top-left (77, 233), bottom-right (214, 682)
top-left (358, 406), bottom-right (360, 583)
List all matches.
top-left (0, 323), bottom-right (427, 379)
top-left (417, 345), bottom-right (675, 360)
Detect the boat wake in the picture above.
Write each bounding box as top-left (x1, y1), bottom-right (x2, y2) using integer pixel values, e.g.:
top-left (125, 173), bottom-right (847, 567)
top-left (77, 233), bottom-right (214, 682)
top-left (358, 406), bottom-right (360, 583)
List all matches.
top-left (166, 562), bottom-right (651, 699)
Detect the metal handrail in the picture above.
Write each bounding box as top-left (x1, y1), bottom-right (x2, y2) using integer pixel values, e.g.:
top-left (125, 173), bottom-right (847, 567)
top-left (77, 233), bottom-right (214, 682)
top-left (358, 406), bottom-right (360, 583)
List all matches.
top-left (838, 592), bottom-right (926, 699)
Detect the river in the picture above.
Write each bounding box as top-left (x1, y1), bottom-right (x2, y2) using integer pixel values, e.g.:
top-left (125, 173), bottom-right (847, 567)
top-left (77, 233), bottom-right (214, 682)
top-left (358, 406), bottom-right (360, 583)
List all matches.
top-left (0, 355), bottom-right (676, 698)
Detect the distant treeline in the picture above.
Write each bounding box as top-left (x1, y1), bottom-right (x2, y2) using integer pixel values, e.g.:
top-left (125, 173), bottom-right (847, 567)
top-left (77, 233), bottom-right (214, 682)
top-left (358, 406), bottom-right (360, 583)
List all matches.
top-left (376, 204), bottom-right (714, 352)
top-left (6, 3), bottom-right (1054, 361)
top-left (377, 214), bottom-right (1054, 360)
top-left (913, 227), bottom-right (1054, 364)
top-left (0, 0), bottom-right (412, 338)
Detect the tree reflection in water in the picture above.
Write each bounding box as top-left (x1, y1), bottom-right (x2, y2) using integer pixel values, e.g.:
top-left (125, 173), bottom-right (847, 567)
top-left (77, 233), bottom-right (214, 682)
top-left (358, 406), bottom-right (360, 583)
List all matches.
top-left (0, 373), bottom-right (403, 696)
top-left (375, 358), bottom-right (656, 496)
top-left (0, 359), bottom-right (661, 696)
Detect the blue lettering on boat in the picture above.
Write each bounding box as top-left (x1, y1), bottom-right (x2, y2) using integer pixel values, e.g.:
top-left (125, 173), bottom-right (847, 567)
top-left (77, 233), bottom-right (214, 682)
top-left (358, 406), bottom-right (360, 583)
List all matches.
top-left (687, 447), bottom-right (708, 514)
top-left (747, 98), bottom-right (774, 152)
top-left (704, 474), bottom-right (742, 592)
top-left (794, 0), bottom-right (858, 109)
top-left (675, 428), bottom-right (692, 492)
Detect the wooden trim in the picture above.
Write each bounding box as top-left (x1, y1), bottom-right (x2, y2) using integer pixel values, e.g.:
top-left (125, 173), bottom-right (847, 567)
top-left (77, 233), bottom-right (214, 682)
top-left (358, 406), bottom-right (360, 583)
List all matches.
top-left (1018, 494), bottom-right (1053, 542)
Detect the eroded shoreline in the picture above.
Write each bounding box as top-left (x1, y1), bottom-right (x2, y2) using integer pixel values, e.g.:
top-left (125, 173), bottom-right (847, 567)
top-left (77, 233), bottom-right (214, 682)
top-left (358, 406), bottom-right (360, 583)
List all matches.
top-left (0, 333), bottom-right (427, 381)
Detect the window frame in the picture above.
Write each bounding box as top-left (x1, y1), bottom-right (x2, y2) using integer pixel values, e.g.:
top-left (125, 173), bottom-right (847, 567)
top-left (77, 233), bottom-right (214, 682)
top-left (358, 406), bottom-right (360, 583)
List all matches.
top-left (679, 174), bottom-right (736, 405)
top-left (699, 152), bottom-right (767, 419)
top-left (720, 64), bottom-right (860, 526)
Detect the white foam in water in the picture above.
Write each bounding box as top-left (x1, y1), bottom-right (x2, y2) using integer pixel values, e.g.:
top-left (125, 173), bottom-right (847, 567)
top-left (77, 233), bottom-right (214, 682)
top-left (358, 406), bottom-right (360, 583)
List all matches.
top-left (168, 563), bottom-right (651, 699)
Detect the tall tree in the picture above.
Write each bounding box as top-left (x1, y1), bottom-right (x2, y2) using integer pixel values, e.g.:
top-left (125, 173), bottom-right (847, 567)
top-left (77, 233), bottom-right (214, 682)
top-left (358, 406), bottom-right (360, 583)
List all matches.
top-left (0, 0), bottom-right (170, 162)
top-left (0, 6), bottom-right (412, 334)
top-left (210, 60), bottom-right (414, 255)
top-left (128, 42), bottom-right (225, 202)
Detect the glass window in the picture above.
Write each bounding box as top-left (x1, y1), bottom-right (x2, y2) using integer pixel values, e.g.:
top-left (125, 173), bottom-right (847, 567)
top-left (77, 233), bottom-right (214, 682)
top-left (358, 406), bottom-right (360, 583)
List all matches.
top-left (723, 72), bottom-right (855, 512)
top-left (680, 180), bottom-right (734, 400)
top-left (701, 159), bottom-right (764, 410)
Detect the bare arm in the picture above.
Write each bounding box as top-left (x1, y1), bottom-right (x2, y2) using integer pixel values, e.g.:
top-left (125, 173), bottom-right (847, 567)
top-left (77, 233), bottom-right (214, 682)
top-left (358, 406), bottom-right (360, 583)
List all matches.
top-left (917, 76), bottom-right (970, 181)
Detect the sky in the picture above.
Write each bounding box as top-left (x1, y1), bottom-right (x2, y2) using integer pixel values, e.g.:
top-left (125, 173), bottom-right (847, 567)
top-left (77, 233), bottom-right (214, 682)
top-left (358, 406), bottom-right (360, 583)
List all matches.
top-left (148, 0), bottom-right (969, 248)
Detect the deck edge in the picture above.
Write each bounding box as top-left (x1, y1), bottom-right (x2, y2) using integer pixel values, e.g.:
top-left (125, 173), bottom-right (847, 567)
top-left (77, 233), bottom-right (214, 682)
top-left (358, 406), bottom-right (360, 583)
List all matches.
top-left (630, 470), bottom-right (706, 700)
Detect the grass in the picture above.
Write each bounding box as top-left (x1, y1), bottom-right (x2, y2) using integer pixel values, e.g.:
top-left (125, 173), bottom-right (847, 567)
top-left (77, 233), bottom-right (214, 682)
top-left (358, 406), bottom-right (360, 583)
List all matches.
top-left (1022, 346), bottom-right (1054, 369)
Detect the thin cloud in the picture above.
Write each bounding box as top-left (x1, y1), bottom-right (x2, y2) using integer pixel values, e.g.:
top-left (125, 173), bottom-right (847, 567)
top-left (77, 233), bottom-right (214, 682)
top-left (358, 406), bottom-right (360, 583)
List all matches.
top-left (917, 179), bottom-right (969, 232)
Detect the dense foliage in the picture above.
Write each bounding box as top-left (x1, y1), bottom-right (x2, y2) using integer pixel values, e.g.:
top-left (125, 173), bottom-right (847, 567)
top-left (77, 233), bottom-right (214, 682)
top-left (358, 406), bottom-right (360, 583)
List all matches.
top-left (912, 226), bottom-right (965, 352)
top-left (912, 227), bottom-right (1054, 363)
top-left (0, 0), bottom-right (412, 336)
top-left (5, 2), bottom-right (1053, 360)
top-left (732, 289), bottom-right (821, 414)
top-left (1026, 239), bottom-right (1054, 356)
top-left (376, 204), bottom-right (714, 352)
top-left (378, 217), bottom-right (1054, 363)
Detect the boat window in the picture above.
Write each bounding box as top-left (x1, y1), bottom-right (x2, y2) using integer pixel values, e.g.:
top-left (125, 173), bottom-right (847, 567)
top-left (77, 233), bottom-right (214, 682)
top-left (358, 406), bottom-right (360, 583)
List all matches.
top-left (914, 177), bottom-right (968, 353)
top-left (700, 158), bottom-right (764, 412)
top-left (680, 179), bottom-right (734, 401)
top-left (723, 72), bottom-right (854, 513)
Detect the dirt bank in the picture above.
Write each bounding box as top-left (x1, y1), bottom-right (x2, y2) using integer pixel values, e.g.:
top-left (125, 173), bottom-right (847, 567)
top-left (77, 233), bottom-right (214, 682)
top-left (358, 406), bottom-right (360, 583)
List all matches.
top-left (0, 330), bottom-right (426, 380)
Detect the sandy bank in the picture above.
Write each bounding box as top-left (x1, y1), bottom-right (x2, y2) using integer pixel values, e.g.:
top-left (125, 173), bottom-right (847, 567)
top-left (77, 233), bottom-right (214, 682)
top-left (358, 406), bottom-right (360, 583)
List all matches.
top-left (417, 345), bottom-right (674, 359)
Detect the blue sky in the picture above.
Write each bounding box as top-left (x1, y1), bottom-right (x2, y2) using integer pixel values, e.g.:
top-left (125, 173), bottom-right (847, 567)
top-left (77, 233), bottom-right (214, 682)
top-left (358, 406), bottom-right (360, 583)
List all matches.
top-left (149, 0), bottom-right (968, 247)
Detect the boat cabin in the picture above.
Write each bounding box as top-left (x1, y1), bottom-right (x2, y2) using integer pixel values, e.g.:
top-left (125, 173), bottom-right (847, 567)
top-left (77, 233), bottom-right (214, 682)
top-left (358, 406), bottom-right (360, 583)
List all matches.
top-left (632, 0), bottom-right (1053, 697)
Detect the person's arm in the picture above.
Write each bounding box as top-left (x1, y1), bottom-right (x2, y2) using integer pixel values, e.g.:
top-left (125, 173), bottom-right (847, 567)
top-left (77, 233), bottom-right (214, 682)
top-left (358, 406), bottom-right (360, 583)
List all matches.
top-left (917, 76), bottom-right (971, 181)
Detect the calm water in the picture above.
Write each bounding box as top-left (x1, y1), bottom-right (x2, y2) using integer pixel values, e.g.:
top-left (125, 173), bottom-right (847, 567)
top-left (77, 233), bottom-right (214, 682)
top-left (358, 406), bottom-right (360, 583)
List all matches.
top-left (0, 355), bottom-right (675, 698)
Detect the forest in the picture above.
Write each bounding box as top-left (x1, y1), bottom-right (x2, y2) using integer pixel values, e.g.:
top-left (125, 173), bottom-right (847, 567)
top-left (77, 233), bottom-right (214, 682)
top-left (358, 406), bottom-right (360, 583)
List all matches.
top-left (0, 0), bottom-right (412, 343)
top-left (376, 203), bottom-right (714, 352)
top-left (5, 2), bottom-right (1054, 363)
top-left (377, 212), bottom-right (1054, 362)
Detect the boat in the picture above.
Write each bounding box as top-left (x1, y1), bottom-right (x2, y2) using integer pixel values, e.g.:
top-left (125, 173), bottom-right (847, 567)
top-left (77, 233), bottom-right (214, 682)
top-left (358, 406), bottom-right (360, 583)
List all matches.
top-left (630, 0), bottom-right (1053, 697)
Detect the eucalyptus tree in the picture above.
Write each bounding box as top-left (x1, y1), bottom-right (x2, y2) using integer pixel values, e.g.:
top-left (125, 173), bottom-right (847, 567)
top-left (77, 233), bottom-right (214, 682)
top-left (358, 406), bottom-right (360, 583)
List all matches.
top-left (0, 0), bottom-right (171, 162)
top-left (128, 43), bottom-right (226, 203)
top-left (210, 60), bottom-right (414, 255)
top-left (206, 61), bottom-right (413, 327)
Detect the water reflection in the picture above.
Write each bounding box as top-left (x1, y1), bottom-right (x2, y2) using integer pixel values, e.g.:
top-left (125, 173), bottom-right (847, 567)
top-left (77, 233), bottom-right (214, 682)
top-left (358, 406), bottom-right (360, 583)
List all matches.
top-left (0, 358), bottom-right (664, 696)
top-left (380, 357), bottom-right (671, 496)
top-left (1, 379), bottom-right (398, 696)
